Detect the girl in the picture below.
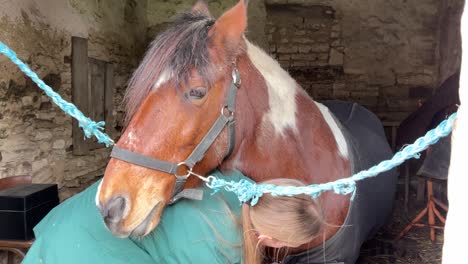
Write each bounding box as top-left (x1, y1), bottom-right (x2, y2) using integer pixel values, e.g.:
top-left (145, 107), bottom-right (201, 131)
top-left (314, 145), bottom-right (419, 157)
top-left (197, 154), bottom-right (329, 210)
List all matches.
top-left (23, 171), bottom-right (324, 264)
top-left (242, 179), bottom-right (325, 264)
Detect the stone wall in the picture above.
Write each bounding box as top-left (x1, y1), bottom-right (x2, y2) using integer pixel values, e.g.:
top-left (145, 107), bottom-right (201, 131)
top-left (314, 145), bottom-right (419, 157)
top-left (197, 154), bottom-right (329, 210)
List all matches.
top-left (266, 4), bottom-right (344, 102)
top-left (0, 0), bottom-right (463, 195)
top-left (437, 0), bottom-right (464, 84)
top-left (146, 0), bottom-right (268, 49)
top-left (146, 0), bottom-right (462, 121)
top-left (0, 0), bottom-right (147, 198)
top-left (265, 0), bottom-right (463, 121)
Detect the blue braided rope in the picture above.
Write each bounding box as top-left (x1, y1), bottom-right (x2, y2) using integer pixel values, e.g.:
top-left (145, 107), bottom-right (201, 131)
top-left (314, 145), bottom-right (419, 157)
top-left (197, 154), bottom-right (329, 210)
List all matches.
top-left (0, 41), bottom-right (114, 147)
top-left (0, 41), bottom-right (458, 205)
top-left (208, 112), bottom-right (457, 205)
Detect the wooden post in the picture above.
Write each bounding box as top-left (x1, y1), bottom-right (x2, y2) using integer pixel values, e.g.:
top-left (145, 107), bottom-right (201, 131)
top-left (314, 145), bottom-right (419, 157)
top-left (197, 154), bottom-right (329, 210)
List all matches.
top-left (104, 63), bottom-right (115, 138)
top-left (71, 37), bottom-right (89, 155)
top-left (442, 3), bottom-right (467, 262)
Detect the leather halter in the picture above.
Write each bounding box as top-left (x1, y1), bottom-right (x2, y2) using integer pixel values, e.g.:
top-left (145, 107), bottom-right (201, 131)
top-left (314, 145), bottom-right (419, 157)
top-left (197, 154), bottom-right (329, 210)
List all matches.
top-left (110, 66), bottom-right (241, 204)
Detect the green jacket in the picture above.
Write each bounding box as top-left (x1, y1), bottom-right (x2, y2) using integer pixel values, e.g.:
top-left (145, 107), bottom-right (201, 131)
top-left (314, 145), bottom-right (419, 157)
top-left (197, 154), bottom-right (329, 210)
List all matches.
top-left (23, 170), bottom-right (248, 264)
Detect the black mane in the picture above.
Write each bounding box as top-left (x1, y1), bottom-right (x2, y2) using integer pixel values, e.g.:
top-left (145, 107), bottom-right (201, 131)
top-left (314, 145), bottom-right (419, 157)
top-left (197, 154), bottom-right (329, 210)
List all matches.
top-left (124, 12), bottom-right (216, 124)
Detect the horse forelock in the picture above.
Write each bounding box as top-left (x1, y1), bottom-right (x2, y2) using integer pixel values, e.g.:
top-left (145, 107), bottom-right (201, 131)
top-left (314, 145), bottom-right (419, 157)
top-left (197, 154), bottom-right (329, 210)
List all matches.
top-left (123, 12), bottom-right (216, 124)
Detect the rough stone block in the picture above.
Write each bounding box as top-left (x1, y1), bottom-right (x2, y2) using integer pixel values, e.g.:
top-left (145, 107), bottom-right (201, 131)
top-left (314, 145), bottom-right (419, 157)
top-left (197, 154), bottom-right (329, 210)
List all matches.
top-left (35, 130), bottom-right (53, 141)
top-left (36, 120), bottom-right (56, 129)
top-left (397, 74), bottom-right (434, 86)
top-left (368, 71), bottom-right (396, 86)
top-left (39, 102), bottom-right (53, 110)
top-left (331, 23), bottom-right (341, 32)
top-left (294, 37), bottom-right (315, 44)
top-left (36, 112), bottom-right (57, 120)
top-left (380, 86), bottom-right (410, 98)
top-left (278, 54), bottom-right (291, 61)
top-left (41, 95), bottom-right (51, 103)
top-left (292, 17), bottom-right (304, 27)
top-left (278, 28), bottom-right (288, 36)
top-left (304, 22), bottom-right (322, 31)
top-left (34, 167), bottom-right (55, 184)
top-left (298, 45), bottom-right (312, 53)
top-left (310, 44), bottom-right (330, 53)
top-left (21, 96), bottom-right (34, 107)
top-left (277, 46), bottom-right (298, 53)
top-left (13, 162), bottom-right (32, 177)
top-left (52, 160), bottom-right (66, 188)
top-left (32, 158), bottom-right (49, 172)
top-left (267, 26), bottom-right (276, 34)
top-left (333, 81), bottom-right (347, 90)
top-left (53, 139), bottom-right (66, 149)
top-left (292, 61), bottom-right (309, 67)
top-left (278, 60), bottom-right (291, 68)
top-left (333, 90), bottom-right (351, 97)
top-left (39, 142), bottom-right (52, 152)
top-left (269, 45), bottom-right (277, 53)
top-left (295, 30), bottom-right (307, 36)
top-left (329, 48), bottom-right (344, 66)
top-left (331, 39), bottom-right (342, 47)
top-left (291, 54), bottom-right (318, 61)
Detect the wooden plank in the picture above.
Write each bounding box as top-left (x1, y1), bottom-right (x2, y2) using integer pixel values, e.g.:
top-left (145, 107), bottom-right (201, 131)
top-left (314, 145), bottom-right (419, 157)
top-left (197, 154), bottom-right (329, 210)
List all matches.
top-left (87, 59), bottom-right (94, 124)
top-left (88, 58), bottom-right (106, 150)
top-left (105, 63), bottom-right (115, 138)
top-left (0, 240), bottom-right (33, 249)
top-left (403, 162), bottom-right (410, 212)
top-left (71, 37), bottom-right (89, 156)
top-left (442, 4), bottom-right (466, 262)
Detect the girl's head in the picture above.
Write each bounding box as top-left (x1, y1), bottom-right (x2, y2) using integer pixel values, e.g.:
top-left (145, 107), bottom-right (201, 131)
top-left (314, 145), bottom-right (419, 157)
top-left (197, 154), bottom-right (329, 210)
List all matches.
top-left (242, 179), bottom-right (324, 264)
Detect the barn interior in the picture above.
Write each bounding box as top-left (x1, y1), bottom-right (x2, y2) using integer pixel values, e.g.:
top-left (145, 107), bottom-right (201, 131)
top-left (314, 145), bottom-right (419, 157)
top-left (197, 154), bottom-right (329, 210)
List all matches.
top-left (0, 0), bottom-right (463, 263)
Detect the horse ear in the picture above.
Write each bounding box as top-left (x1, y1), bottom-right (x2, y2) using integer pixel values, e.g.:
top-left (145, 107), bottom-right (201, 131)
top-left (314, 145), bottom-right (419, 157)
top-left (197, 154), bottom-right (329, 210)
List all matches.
top-left (191, 0), bottom-right (211, 17)
top-left (209, 0), bottom-right (247, 54)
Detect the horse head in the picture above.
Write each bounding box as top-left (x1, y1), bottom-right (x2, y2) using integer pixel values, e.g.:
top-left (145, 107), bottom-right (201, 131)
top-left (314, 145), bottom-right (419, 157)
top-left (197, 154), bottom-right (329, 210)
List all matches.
top-left (96, 0), bottom-right (253, 238)
top-left (96, 0), bottom-right (352, 239)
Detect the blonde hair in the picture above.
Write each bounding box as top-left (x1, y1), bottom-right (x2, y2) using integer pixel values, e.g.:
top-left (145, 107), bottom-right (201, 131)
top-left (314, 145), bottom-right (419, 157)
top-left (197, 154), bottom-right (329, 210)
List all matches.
top-left (242, 179), bottom-right (324, 264)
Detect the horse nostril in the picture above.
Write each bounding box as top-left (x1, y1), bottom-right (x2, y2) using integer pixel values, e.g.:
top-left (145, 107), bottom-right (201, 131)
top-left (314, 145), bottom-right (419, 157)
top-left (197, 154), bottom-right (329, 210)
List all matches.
top-left (101, 196), bottom-right (126, 224)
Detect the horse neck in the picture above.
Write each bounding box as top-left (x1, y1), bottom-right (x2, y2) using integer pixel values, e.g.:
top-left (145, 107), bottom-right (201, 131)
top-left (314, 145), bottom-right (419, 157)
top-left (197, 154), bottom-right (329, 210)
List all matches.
top-left (221, 41), bottom-right (352, 248)
top-left (233, 92), bottom-right (350, 185)
top-left (225, 42), bottom-right (350, 185)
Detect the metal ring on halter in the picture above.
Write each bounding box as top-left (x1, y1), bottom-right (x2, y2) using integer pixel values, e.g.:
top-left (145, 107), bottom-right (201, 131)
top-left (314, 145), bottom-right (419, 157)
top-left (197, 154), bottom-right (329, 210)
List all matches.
top-left (175, 162), bottom-right (193, 178)
top-left (221, 105), bottom-right (235, 119)
top-left (232, 68), bottom-right (241, 87)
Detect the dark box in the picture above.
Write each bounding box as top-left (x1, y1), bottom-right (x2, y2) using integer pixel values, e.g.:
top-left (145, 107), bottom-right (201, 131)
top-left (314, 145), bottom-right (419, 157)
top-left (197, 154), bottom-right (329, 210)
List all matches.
top-left (0, 184), bottom-right (59, 240)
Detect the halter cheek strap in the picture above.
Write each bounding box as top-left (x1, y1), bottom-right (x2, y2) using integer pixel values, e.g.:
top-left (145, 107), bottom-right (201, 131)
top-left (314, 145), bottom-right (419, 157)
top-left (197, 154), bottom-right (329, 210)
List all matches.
top-left (110, 67), bottom-right (241, 204)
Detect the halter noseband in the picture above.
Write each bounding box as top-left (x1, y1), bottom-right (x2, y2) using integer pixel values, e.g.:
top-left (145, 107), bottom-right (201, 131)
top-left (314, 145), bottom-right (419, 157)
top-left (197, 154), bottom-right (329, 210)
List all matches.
top-left (110, 66), bottom-right (241, 204)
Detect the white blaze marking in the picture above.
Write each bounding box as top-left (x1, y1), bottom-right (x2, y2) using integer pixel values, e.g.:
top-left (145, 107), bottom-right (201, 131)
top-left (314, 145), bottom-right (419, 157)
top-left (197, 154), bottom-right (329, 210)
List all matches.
top-left (246, 41), bottom-right (298, 135)
top-left (95, 180), bottom-right (103, 207)
top-left (153, 70), bottom-right (171, 90)
top-left (314, 102), bottom-right (349, 158)
top-left (126, 131), bottom-right (137, 148)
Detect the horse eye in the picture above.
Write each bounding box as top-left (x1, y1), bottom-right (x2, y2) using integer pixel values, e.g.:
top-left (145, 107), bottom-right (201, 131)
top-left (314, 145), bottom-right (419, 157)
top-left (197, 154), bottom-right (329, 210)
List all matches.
top-left (187, 87), bottom-right (207, 100)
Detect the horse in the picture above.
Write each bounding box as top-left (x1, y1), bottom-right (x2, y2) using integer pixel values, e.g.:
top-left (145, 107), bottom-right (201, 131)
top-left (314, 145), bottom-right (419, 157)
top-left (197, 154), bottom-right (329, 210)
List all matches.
top-left (96, 1), bottom-right (397, 262)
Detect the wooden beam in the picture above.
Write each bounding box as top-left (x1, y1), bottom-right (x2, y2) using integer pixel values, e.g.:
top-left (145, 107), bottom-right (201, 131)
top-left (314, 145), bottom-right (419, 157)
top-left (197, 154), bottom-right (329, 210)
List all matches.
top-left (442, 3), bottom-right (467, 262)
top-left (105, 63), bottom-right (115, 138)
top-left (88, 58), bottom-right (106, 150)
top-left (71, 37), bottom-right (89, 156)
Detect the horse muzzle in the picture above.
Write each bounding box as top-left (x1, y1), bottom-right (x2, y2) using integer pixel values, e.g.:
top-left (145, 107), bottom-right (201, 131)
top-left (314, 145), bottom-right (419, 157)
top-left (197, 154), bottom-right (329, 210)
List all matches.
top-left (98, 194), bottom-right (163, 238)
